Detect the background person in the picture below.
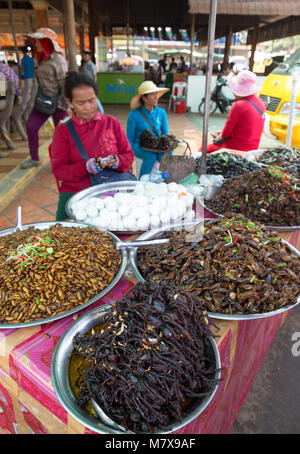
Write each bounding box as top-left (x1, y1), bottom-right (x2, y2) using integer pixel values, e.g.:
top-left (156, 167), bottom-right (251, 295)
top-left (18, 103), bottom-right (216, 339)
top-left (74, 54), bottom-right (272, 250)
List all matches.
top-left (0, 60), bottom-right (22, 150)
top-left (12, 46), bottom-right (35, 141)
top-left (79, 49), bottom-right (104, 114)
top-left (199, 70), bottom-right (266, 154)
top-left (50, 72), bottom-right (134, 221)
top-left (21, 27), bottom-right (68, 169)
top-left (127, 81), bottom-right (169, 178)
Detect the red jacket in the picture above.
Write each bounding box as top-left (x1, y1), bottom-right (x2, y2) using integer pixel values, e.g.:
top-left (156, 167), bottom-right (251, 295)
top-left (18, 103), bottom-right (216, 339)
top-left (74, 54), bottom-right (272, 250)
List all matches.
top-left (220, 94), bottom-right (266, 151)
top-left (51, 112), bottom-right (134, 194)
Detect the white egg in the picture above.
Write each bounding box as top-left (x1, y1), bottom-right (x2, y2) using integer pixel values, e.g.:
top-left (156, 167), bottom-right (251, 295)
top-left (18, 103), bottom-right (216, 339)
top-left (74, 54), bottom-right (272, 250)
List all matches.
top-left (176, 184), bottom-right (186, 193)
top-left (97, 216), bottom-right (109, 229)
top-left (150, 215), bottom-right (160, 228)
top-left (73, 199), bottom-right (88, 211)
top-left (136, 215), bottom-right (150, 230)
top-left (123, 215), bottom-right (136, 230)
top-left (94, 198), bottom-right (105, 210)
top-left (135, 195), bottom-right (148, 207)
top-left (167, 194), bottom-right (179, 207)
top-left (157, 195), bottom-right (168, 207)
top-left (149, 204), bottom-right (161, 216)
top-left (176, 200), bottom-right (186, 217)
top-left (118, 204), bottom-right (130, 217)
top-left (169, 206), bottom-right (179, 220)
top-left (134, 182), bottom-right (145, 193)
top-left (104, 197), bottom-right (118, 212)
top-left (73, 208), bottom-right (87, 221)
top-left (85, 216), bottom-right (98, 226)
top-left (113, 192), bottom-right (125, 203)
top-left (160, 211), bottom-right (171, 224)
top-left (99, 208), bottom-right (111, 218)
top-left (157, 182), bottom-right (168, 192)
top-left (86, 205), bottom-right (99, 218)
top-left (168, 182), bottom-right (179, 192)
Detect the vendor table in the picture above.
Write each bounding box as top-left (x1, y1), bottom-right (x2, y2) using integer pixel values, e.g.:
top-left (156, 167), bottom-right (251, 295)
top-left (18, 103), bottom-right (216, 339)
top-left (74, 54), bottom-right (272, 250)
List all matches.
top-left (0, 226), bottom-right (299, 435)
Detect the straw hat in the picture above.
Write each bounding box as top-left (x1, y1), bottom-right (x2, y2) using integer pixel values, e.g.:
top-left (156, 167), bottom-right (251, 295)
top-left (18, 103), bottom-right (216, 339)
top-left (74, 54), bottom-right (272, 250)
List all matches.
top-left (24, 28), bottom-right (63, 54)
top-left (227, 70), bottom-right (262, 97)
top-left (130, 81), bottom-right (169, 110)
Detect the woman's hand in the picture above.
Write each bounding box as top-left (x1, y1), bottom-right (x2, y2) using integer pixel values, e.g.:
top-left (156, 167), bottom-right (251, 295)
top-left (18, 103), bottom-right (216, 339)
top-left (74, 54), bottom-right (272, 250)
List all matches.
top-left (210, 131), bottom-right (222, 139)
top-left (97, 155), bottom-right (117, 169)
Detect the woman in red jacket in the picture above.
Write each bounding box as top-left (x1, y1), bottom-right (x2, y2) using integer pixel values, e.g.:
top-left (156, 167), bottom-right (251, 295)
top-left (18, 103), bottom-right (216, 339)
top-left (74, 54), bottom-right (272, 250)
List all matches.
top-left (200, 70), bottom-right (266, 154)
top-left (51, 72), bottom-right (135, 220)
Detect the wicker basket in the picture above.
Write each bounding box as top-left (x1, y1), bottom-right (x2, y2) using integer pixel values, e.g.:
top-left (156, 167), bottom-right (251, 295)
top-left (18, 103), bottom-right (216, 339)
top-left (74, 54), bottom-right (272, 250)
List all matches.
top-left (159, 140), bottom-right (195, 183)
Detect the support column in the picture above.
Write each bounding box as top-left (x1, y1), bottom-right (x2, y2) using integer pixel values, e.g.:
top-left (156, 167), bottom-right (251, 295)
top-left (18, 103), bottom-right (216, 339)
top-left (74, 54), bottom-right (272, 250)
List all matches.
top-left (64, 0), bottom-right (78, 72)
top-left (249, 24), bottom-right (259, 71)
top-left (222, 24), bottom-right (232, 71)
top-left (30, 0), bottom-right (49, 28)
top-left (189, 13), bottom-right (196, 71)
top-left (88, 0), bottom-right (98, 61)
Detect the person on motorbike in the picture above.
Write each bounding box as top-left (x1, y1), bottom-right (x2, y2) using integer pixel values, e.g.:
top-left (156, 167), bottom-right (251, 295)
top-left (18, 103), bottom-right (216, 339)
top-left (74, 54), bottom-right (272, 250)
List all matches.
top-left (198, 70), bottom-right (266, 154)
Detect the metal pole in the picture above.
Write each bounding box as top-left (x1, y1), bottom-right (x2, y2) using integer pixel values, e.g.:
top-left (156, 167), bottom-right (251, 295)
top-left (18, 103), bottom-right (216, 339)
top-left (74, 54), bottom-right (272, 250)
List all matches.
top-left (190, 13), bottom-right (195, 71)
top-left (286, 71), bottom-right (299, 148)
top-left (200, 0), bottom-right (218, 175)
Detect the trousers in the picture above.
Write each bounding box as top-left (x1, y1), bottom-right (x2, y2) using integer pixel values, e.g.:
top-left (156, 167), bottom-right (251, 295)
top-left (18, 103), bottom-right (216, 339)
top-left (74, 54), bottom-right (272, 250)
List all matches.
top-left (26, 107), bottom-right (67, 161)
top-left (134, 147), bottom-right (164, 177)
top-left (12, 78), bottom-right (38, 140)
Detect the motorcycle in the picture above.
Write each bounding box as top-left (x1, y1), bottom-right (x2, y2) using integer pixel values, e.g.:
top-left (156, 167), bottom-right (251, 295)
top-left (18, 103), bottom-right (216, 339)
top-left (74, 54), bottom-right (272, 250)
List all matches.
top-left (198, 72), bottom-right (235, 115)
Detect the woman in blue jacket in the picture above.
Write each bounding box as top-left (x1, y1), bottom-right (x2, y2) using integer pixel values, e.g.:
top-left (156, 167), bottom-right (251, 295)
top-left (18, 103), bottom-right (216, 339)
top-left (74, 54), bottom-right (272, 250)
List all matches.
top-left (127, 81), bottom-right (169, 177)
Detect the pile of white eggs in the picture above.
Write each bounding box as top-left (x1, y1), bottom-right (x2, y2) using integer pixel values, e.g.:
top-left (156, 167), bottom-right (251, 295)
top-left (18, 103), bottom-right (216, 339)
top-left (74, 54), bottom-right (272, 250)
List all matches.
top-left (70, 181), bottom-right (196, 231)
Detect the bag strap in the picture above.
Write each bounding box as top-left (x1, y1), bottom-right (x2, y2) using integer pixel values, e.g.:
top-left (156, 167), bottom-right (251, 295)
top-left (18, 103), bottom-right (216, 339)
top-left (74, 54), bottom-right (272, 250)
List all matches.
top-left (66, 119), bottom-right (89, 161)
top-left (138, 107), bottom-right (160, 137)
top-left (242, 98), bottom-right (264, 116)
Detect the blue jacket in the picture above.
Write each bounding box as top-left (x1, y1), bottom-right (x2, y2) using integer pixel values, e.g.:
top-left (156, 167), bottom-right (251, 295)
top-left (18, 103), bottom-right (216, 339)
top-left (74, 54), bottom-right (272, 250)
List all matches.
top-left (127, 105), bottom-right (169, 155)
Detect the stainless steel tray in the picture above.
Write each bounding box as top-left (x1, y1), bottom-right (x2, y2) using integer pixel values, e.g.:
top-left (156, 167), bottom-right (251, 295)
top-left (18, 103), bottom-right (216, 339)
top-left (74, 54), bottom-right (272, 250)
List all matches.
top-left (0, 220), bottom-right (127, 329)
top-left (65, 181), bottom-right (193, 234)
top-left (199, 196), bottom-right (300, 232)
top-left (129, 220), bottom-right (300, 321)
top-left (51, 302), bottom-right (221, 434)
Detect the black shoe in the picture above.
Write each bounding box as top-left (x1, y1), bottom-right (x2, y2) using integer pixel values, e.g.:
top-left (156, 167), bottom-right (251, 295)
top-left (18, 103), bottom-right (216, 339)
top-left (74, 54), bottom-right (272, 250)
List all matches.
top-left (20, 159), bottom-right (41, 169)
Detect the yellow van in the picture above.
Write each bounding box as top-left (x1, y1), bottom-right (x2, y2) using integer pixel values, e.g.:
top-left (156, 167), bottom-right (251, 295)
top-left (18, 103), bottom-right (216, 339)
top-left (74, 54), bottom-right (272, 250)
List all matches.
top-left (259, 49), bottom-right (300, 148)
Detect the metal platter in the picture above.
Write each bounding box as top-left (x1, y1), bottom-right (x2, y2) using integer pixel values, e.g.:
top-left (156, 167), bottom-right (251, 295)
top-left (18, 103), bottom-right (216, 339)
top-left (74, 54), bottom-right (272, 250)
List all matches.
top-left (65, 181), bottom-right (194, 234)
top-left (51, 302), bottom-right (221, 434)
top-left (0, 220), bottom-right (127, 329)
top-left (198, 190), bottom-right (300, 232)
top-left (129, 219), bottom-right (300, 321)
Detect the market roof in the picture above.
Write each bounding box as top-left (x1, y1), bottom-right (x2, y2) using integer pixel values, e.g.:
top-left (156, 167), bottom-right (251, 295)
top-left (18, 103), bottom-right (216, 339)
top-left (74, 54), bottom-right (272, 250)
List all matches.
top-left (189, 0), bottom-right (300, 15)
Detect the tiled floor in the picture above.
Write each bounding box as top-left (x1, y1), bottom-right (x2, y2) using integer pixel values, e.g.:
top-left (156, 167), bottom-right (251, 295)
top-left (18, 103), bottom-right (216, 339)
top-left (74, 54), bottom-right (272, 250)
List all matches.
top-left (0, 103), bottom-right (202, 229)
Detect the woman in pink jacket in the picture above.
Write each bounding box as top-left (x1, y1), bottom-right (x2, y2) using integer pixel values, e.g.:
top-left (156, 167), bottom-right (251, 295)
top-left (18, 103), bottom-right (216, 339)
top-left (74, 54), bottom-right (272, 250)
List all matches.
top-left (50, 72), bottom-right (135, 220)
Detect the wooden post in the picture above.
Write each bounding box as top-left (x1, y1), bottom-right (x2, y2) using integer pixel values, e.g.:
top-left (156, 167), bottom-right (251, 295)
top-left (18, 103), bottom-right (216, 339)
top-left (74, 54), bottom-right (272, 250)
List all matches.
top-left (249, 24), bottom-right (258, 71)
top-left (88, 0), bottom-right (96, 62)
top-left (64, 0), bottom-right (78, 72)
top-left (200, 0), bottom-right (218, 176)
top-left (8, 0), bottom-right (20, 65)
top-left (30, 1), bottom-right (49, 28)
top-left (189, 13), bottom-right (196, 71)
top-left (222, 24), bottom-right (232, 71)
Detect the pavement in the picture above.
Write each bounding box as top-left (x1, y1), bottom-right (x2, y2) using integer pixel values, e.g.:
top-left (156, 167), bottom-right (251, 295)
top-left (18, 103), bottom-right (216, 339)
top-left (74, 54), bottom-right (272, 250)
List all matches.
top-left (0, 103), bottom-right (299, 434)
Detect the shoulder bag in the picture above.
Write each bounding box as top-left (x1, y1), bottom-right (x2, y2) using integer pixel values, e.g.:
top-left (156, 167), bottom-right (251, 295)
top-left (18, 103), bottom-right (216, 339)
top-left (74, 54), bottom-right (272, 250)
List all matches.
top-left (159, 140), bottom-right (195, 183)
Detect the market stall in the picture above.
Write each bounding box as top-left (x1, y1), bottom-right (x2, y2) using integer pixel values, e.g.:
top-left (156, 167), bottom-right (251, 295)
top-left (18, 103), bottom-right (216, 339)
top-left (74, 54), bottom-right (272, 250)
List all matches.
top-left (0, 147), bottom-right (299, 434)
top-left (95, 37), bottom-right (145, 104)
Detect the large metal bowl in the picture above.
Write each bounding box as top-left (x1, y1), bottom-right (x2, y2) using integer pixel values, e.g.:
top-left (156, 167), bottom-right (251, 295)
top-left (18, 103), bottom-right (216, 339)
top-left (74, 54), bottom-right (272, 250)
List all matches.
top-left (199, 193), bottom-right (300, 232)
top-left (129, 219), bottom-right (300, 321)
top-left (0, 220), bottom-right (127, 329)
top-left (65, 181), bottom-right (195, 234)
top-left (51, 302), bottom-right (221, 434)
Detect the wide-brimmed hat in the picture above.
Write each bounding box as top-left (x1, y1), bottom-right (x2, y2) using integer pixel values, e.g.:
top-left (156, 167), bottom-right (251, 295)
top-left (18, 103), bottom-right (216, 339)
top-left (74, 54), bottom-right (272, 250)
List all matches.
top-left (130, 81), bottom-right (169, 110)
top-left (24, 28), bottom-right (63, 54)
top-left (227, 70), bottom-right (262, 97)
